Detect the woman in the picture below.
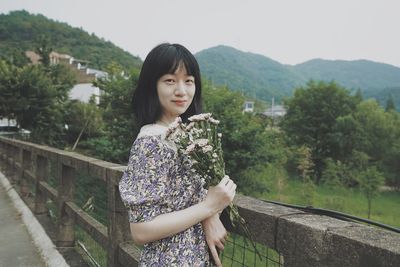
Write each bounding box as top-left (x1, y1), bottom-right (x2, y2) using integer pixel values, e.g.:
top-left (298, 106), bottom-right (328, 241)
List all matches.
top-left (119, 43), bottom-right (236, 266)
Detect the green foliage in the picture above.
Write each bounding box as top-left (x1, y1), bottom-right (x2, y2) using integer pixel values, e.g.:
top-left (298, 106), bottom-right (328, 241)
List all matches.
top-left (85, 68), bottom-right (140, 163)
top-left (196, 46), bottom-right (400, 104)
top-left (64, 100), bottom-right (104, 145)
top-left (0, 60), bottom-right (74, 147)
top-left (196, 45), bottom-right (305, 101)
top-left (281, 81), bottom-right (359, 182)
top-left (294, 59), bottom-right (400, 92)
top-left (35, 34), bottom-right (52, 66)
top-left (385, 94), bottom-right (396, 112)
top-left (0, 10), bottom-right (142, 71)
top-left (203, 81), bottom-right (288, 193)
top-left (357, 166), bottom-right (385, 219)
top-left (381, 111), bottom-right (400, 188)
top-left (337, 100), bottom-right (397, 163)
top-left (365, 87), bottom-right (400, 112)
top-left (322, 150), bottom-right (371, 188)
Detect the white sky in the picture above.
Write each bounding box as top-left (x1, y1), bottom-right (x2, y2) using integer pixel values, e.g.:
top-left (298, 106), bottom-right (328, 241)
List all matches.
top-left (1, 0), bottom-right (400, 67)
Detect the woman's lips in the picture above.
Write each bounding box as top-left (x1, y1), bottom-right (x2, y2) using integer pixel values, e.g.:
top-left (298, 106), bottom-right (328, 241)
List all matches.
top-left (172, 100), bottom-right (186, 106)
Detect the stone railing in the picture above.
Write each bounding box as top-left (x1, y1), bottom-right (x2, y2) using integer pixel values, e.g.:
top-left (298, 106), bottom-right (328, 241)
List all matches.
top-left (0, 136), bottom-right (399, 267)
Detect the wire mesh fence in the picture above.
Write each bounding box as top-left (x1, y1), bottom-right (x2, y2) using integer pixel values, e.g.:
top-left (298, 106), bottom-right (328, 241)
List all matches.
top-left (26, 159), bottom-right (284, 267)
top-left (74, 170), bottom-right (108, 226)
top-left (221, 233), bottom-right (283, 267)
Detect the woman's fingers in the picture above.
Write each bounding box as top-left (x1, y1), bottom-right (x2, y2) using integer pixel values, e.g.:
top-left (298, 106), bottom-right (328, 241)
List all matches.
top-left (216, 240), bottom-right (225, 251)
top-left (209, 245), bottom-right (222, 266)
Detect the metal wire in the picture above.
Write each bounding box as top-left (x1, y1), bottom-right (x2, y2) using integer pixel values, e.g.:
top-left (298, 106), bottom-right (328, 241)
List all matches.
top-left (220, 233), bottom-right (283, 267)
top-left (262, 199), bottom-right (400, 233)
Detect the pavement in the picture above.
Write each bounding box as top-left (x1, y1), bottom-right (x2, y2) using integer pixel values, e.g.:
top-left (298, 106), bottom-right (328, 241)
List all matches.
top-left (0, 171), bottom-right (68, 267)
top-left (0, 179), bottom-right (45, 267)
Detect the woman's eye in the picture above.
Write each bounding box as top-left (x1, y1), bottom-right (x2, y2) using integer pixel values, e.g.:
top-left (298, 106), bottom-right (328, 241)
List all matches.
top-left (186, 79), bottom-right (194, 84)
top-left (165, 79), bottom-right (175, 84)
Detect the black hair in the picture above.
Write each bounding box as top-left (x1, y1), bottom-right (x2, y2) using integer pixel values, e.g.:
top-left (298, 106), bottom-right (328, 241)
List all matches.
top-left (132, 43), bottom-right (203, 127)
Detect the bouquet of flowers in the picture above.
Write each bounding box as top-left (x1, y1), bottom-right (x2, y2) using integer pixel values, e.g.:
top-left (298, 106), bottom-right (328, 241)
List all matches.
top-left (165, 113), bottom-right (261, 258)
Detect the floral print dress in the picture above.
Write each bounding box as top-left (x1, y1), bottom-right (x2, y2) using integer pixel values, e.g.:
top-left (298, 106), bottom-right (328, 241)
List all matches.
top-left (119, 124), bottom-right (212, 267)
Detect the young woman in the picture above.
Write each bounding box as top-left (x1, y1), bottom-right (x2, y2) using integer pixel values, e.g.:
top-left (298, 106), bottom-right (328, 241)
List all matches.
top-left (119, 43), bottom-right (236, 266)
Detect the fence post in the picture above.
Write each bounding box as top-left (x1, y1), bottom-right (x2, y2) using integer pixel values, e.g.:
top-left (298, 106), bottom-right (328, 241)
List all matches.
top-left (10, 145), bottom-right (18, 183)
top-left (57, 162), bottom-right (76, 247)
top-left (1, 143), bottom-right (12, 177)
top-left (107, 167), bottom-right (131, 267)
top-left (20, 149), bottom-right (31, 197)
top-left (0, 141), bottom-right (5, 172)
top-left (34, 155), bottom-right (48, 215)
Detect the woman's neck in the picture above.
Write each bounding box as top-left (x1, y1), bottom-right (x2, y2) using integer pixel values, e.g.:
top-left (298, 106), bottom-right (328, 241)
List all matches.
top-left (156, 116), bottom-right (177, 127)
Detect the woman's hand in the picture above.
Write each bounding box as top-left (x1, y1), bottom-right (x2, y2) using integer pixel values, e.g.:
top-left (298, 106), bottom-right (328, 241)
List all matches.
top-left (204, 175), bottom-right (236, 214)
top-left (202, 213), bottom-right (227, 267)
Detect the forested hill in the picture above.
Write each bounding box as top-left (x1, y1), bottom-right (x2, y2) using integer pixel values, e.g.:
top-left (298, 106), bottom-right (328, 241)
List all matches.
top-left (0, 10), bottom-right (142, 70)
top-left (293, 59), bottom-right (400, 92)
top-left (195, 45), bottom-right (400, 102)
top-left (195, 45), bottom-right (306, 100)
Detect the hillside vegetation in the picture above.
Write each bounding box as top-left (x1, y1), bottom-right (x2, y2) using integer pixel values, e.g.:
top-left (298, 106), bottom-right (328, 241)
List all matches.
top-left (0, 10), bottom-right (142, 70)
top-left (196, 46), bottom-right (400, 106)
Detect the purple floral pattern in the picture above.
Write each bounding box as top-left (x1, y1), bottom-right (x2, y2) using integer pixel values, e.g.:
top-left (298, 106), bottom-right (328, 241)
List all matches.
top-left (119, 125), bottom-right (212, 266)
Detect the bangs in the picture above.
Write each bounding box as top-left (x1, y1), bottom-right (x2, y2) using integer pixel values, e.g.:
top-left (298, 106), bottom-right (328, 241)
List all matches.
top-left (155, 45), bottom-right (199, 78)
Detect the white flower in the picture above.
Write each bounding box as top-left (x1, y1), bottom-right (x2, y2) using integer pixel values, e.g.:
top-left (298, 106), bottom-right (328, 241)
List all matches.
top-left (209, 118), bottom-right (220, 125)
top-left (212, 153), bottom-right (218, 158)
top-left (186, 122), bottom-right (195, 131)
top-left (195, 138), bottom-right (208, 147)
top-left (185, 143), bottom-right (196, 154)
top-left (202, 145), bottom-right (213, 153)
top-left (188, 113), bottom-right (212, 122)
top-left (217, 133), bottom-right (222, 138)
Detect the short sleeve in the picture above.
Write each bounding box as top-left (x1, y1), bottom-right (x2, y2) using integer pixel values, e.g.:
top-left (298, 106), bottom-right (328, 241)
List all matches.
top-left (119, 136), bottom-right (172, 223)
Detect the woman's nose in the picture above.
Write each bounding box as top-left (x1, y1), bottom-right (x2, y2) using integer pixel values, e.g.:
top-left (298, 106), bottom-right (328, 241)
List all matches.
top-left (175, 81), bottom-right (186, 95)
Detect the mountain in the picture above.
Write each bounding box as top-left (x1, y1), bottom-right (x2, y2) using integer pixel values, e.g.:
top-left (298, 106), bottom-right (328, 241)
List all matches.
top-left (293, 59), bottom-right (400, 92)
top-left (195, 45), bottom-right (305, 100)
top-left (0, 10), bottom-right (142, 70)
top-left (195, 46), bottom-right (400, 103)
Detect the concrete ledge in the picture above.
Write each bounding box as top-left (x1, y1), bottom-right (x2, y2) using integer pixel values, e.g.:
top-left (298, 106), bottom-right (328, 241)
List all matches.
top-left (277, 213), bottom-right (400, 267)
top-left (0, 171), bottom-right (69, 267)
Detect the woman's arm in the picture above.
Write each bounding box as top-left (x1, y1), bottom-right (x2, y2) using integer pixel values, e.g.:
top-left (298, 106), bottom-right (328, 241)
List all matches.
top-left (130, 176), bottom-right (236, 245)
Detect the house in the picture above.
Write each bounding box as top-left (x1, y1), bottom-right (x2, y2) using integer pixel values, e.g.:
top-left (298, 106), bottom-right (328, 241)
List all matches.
top-left (263, 105), bottom-right (286, 117)
top-left (243, 101), bottom-right (254, 112)
top-left (25, 51), bottom-right (108, 105)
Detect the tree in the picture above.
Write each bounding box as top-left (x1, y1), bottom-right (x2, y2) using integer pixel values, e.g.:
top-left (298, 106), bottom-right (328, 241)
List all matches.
top-left (64, 100), bottom-right (104, 149)
top-left (35, 35), bottom-right (52, 67)
top-left (296, 146), bottom-right (316, 205)
top-left (0, 60), bottom-right (18, 120)
top-left (385, 94), bottom-right (396, 112)
top-left (0, 59), bottom-right (75, 147)
top-left (358, 166), bottom-right (385, 219)
top-left (346, 100), bottom-right (395, 163)
top-left (281, 80), bottom-right (359, 182)
top-left (202, 81), bottom-right (289, 193)
top-left (88, 66), bottom-right (139, 163)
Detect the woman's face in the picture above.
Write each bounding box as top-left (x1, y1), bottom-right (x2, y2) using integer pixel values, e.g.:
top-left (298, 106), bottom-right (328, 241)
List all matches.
top-left (157, 64), bottom-right (195, 123)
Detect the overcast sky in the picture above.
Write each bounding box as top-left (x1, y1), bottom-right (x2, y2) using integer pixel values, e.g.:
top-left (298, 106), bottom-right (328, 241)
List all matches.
top-left (1, 0), bottom-right (400, 67)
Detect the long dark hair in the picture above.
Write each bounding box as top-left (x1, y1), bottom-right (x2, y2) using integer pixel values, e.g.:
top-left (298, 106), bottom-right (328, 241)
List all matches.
top-left (132, 43), bottom-right (203, 127)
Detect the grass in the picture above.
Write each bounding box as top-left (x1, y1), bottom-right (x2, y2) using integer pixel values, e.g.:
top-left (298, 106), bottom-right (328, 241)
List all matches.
top-left (253, 178), bottom-right (400, 228)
